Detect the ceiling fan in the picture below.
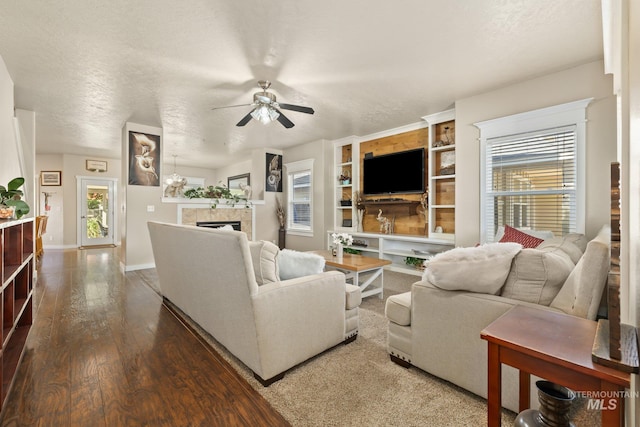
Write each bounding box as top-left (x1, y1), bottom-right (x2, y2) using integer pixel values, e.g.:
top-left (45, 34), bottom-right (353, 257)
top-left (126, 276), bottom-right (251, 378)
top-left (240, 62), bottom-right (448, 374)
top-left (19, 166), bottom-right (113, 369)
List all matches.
top-left (212, 80), bottom-right (314, 128)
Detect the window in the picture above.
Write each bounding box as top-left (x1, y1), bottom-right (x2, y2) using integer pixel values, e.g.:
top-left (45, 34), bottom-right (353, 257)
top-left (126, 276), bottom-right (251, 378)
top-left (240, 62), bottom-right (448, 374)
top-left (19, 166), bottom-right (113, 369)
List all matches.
top-left (475, 99), bottom-right (591, 242)
top-left (285, 159), bottom-right (314, 236)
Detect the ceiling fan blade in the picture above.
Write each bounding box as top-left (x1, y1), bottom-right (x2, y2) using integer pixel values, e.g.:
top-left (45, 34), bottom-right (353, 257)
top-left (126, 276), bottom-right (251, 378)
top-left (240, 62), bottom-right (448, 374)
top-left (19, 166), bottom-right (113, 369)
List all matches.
top-left (236, 110), bottom-right (255, 127)
top-left (211, 103), bottom-right (252, 111)
top-left (276, 110), bottom-right (295, 128)
top-left (278, 103), bottom-right (315, 115)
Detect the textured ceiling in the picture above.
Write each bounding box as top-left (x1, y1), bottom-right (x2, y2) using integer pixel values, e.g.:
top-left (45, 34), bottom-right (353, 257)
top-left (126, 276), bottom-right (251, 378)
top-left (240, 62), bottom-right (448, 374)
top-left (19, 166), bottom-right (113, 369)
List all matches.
top-left (0, 0), bottom-right (603, 169)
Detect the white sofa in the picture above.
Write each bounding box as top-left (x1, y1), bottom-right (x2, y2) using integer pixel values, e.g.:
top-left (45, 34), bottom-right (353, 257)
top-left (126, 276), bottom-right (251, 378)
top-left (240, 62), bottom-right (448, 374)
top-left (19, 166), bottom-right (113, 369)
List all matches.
top-left (148, 221), bottom-right (361, 386)
top-left (385, 226), bottom-right (610, 412)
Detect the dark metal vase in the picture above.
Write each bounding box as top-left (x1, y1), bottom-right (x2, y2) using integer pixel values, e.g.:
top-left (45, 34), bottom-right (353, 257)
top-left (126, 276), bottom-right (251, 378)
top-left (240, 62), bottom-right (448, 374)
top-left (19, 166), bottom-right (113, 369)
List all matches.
top-left (514, 381), bottom-right (575, 427)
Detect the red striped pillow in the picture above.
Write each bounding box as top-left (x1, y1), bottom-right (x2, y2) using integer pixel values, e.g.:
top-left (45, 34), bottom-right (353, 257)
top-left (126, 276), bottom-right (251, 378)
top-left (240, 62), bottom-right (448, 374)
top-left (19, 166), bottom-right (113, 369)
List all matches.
top-left (499, 225), bottom-right (544, 248)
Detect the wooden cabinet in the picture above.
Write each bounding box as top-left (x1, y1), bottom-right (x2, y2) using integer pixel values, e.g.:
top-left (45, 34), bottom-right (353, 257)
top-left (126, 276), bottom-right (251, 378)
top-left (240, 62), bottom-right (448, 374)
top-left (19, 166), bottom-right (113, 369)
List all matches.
top-left (423, 109), bottom-right (456, 242)
top-left (0, 218), bottom-right (34, 410)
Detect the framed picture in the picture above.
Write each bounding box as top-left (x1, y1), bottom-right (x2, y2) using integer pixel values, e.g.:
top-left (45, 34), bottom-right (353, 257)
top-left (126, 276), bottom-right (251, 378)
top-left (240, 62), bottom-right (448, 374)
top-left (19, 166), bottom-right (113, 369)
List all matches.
top-left (128, 131), bottom-right (161, 186)
top-left (266, 153), bottom-right (282, 192)
top-left (228, 173), bottom-right (250, 196)
top-left (86, 159), bottom-right (108, 172)
top-left (41, 171), bottom-right (62, 186)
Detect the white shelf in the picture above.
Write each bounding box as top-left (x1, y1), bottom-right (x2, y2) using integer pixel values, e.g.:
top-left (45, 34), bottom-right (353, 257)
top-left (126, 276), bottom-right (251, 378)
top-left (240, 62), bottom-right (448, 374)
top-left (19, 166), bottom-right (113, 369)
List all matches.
top-left (430, 144), bottom-right (455, 152)
top-left (431, 174), bottom-right (456, 180)
top-left (432, 204), bottom-right (455, 209)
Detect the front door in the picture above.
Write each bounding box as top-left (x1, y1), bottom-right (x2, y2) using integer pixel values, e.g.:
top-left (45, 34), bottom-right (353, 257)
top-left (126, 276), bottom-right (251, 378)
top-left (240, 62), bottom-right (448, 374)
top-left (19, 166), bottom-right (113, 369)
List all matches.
top-left (78, 177), bottom-right (116, 247)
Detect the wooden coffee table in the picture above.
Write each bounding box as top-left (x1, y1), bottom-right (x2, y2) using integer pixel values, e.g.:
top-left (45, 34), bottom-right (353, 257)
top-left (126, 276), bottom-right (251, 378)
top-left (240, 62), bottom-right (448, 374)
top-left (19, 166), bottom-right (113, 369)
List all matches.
top-left (310, 251), bottom-right (391, 299)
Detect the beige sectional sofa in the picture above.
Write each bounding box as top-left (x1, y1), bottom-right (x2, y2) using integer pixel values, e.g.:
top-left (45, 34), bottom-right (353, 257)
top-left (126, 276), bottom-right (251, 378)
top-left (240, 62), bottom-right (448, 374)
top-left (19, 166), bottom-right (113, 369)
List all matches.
top-left (385, 225), bottom-right (610, 412)
top-left (148, 221), bottom-right (361, 386)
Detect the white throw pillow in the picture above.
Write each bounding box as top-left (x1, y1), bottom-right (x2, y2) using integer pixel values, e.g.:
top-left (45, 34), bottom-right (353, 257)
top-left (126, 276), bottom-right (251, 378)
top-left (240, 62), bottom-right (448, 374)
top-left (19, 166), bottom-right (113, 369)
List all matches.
top-left (278, 249), bottom-right (325, 280)
top-left (424, 242), bottom-right (522, 294)
top-left (248, 240), bottom-right (280, 285)
top-left (500, 248), bottom-right (574, 305)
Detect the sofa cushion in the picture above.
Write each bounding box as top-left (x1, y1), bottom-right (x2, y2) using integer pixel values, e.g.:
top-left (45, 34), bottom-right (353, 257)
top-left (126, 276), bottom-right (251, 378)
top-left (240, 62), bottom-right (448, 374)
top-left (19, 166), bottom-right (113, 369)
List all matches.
top-left (385, 292), bottom-right (412, 326)
top-left (550, 225), bottom-right (610, 320)
top-left (536, 236), bottom-right (584, 264)
top-left (278, 249), bottom-right (326, 280)
top-left (424, 242), bottom-right (522, 294)
top-left (248, 240), bottom-right (280, 285)
top-left (499, 225), bottom-right (544, 248)
top-left (500, 248), bottom-right (574, 305)
top-left (345, 284), bottom-right (362, 310)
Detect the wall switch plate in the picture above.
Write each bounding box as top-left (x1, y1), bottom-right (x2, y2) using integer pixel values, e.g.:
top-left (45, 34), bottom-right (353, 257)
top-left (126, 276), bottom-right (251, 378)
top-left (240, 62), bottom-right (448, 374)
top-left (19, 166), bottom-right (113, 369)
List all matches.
top-left (147, 205), bottom-right (155, 212)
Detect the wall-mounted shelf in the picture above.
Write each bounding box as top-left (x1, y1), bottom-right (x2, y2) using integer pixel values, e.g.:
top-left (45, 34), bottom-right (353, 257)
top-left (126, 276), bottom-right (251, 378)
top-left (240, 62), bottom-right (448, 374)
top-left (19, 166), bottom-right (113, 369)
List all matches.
top-left (362, 200), bottom-right (420, 216)
top-left (0, 217), bottom-right (34, 410)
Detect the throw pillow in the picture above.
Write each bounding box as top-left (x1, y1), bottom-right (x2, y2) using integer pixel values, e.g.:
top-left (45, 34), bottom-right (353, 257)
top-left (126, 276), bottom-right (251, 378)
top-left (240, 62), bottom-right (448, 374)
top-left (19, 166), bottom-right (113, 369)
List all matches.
top-left (424, 242), bottom-right (522, 294)
top-left (494, 226), bottom-right (554, 242)
top-left (500, 248), bottom-right (574, 305)
top-left (499, 225), bottom-right (544, 248)
top-left (248, 240), bottom-right (280, 285)
top-left (278, 249), bottom-right (326, 280)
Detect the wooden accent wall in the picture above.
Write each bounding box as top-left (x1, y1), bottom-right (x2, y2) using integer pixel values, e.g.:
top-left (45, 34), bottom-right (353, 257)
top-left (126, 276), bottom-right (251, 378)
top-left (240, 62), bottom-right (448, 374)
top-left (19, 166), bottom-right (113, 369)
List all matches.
top-left (359, 128), bottom-right (428, 236)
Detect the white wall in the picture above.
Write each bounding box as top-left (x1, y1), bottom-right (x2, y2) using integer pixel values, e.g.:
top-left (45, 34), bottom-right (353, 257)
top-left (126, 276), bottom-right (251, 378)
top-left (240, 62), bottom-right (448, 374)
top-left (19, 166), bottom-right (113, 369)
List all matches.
top-left (455, 60), bottom-right (616, 247)
top-left (0, 56), bottom-right (21, 187)
top-left (282, 139), bottom-right (330, 251)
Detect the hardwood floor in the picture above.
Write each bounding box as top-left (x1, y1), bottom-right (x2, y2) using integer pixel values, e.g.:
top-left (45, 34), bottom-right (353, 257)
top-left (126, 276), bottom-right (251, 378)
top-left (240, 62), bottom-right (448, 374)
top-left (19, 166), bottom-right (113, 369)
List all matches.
top-left (0, 248), bottom-right (290, 426)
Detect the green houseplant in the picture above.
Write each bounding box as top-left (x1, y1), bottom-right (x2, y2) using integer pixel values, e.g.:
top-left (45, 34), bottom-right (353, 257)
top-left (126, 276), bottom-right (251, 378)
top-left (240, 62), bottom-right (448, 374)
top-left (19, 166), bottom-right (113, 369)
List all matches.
top-left (404, 256), bottom-right (426, 270)
top-left (0, 177), bottom-right (30, 219)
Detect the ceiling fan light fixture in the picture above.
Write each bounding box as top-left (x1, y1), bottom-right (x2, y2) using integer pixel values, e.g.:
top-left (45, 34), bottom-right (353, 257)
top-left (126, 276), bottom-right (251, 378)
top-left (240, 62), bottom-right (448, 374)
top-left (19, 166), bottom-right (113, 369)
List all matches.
top-left (251, 105), bottom-right (280, 124)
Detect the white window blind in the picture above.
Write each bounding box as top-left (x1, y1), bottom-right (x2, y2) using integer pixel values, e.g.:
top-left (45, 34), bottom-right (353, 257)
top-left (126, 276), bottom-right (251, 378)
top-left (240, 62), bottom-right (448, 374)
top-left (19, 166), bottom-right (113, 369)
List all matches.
top-left (485, 125), bottom-right (577, 241)
top-left (285, 158), bottom-right (314, 235)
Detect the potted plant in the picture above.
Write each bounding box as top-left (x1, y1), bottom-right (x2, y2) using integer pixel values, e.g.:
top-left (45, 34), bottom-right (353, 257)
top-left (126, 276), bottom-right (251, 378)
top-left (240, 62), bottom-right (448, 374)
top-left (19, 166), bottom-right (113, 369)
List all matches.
top-left (404, 256), bottom-right (426, 271)
top-left (0, 177), bottom-right (30, 219)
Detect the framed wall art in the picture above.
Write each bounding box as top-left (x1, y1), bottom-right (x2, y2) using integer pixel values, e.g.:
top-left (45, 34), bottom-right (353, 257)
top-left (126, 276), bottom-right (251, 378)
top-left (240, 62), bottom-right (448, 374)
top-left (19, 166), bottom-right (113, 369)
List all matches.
top-left (228, 173), bottom-right (250, 196)
top-left (265, 153), bottom-right (282, 192)
top-left (86, 159), bottom-right (108, 172)
top-left (128, 131), bottom-right (161, 186)
top-left (41, 171), bottom-right (62, 186)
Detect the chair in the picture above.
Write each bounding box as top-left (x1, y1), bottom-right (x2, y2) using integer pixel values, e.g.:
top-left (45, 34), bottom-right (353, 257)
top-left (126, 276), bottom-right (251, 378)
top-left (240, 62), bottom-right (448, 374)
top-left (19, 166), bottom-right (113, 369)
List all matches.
top-left (35, 215), bottom-right (48, 259)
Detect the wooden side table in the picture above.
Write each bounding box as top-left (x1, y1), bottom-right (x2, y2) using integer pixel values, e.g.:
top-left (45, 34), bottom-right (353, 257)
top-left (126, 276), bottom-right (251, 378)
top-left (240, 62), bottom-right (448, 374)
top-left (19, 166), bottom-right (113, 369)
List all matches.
top-left (480, 305), bottom-right (630, 427)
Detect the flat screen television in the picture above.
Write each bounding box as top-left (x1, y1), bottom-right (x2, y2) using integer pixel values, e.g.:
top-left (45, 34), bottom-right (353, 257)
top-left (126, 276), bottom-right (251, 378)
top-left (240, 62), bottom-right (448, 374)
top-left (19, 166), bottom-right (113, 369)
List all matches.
top-left (363, 148), bottom-right (425, 195)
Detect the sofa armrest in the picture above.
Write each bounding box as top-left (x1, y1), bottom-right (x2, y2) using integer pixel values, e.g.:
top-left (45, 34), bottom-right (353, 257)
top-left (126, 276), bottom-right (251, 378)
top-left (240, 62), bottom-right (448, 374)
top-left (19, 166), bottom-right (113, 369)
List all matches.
top-left (250, 270), bottom-right (349, 379)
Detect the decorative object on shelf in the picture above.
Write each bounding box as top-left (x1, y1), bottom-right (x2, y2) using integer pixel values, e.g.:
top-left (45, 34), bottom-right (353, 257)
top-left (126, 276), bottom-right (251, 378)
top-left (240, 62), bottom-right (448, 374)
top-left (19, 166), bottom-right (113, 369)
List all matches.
top-left (338, 170), bottom-right (351, 185)
top-left (514, 381), bottom-right (576, 427)
top-left (128, 131), bottom-right (160, 186)
top-left (404, 256), bottom-right (426, 271)
top-left (417, 190), bottom-right (429, 235)
top-left (340, 199), bottom-right (352, 206)
top-left (353, 190), bottom-right (365, 232)
top-left (86, 159), bottom-right (108, 172)
top-left (341, 219), bottom-right (352, 227)
top-left (0, 177), bottom-right (30, 219)
top-left (440, 151), bottom-right (455, 175)
top-left (266, 153), bottom-right (282, 192)
top-left (41, 170), bottom-right (62, 186)
top-left (276, 196), bottom-right (286, 249)
top-left (376, 209), bottom-right (393, 234)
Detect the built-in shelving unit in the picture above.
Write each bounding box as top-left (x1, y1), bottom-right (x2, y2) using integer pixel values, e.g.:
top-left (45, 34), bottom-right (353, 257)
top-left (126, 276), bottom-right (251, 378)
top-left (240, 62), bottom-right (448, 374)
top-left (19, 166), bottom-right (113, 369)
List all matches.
top-left (0, 217), bottom-right (34, 411)
top-left (333, 137), bottom-right (359, 231)
top-left (423, 109), bottom-right (456, 242)
top-left (327, 231), bottom-right (453, 276)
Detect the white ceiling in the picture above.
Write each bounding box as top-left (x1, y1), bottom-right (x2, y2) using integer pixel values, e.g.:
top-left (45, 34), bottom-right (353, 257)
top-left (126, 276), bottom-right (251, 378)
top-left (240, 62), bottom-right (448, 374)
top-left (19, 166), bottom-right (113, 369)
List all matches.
top-left (0, 0), bottom-right (603, 169)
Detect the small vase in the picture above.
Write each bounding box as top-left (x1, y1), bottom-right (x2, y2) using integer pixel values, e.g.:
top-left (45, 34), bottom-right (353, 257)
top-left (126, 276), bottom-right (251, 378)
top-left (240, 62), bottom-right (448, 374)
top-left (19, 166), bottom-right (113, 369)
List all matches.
top-left (0, 205), bottom-right (15, 219)
top-left (336, 243), bottom-right (343, 262)
top-left (514, 381), bottom-right (575, 427)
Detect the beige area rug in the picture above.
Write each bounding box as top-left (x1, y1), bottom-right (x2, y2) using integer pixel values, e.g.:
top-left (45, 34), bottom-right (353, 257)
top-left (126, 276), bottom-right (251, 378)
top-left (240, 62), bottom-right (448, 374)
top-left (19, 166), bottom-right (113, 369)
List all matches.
top-left (133, 269), bottom-right (599, 427)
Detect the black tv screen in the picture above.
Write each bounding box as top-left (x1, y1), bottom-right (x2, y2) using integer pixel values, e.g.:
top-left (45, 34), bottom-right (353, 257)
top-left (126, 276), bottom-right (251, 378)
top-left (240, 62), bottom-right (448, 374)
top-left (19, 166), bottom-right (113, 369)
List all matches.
top-left (363, 148), bottom-right (425, 195)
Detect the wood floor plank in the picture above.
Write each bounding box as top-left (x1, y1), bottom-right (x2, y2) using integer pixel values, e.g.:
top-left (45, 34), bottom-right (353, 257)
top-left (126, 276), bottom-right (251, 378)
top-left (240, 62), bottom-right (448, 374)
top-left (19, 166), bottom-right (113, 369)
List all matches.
top-left (1, 247), bottom-right (290, 426)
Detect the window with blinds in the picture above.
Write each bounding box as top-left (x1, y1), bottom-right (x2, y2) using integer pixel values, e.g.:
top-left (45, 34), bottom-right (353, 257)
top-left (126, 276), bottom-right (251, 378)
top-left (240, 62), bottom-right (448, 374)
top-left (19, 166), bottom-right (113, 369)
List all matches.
top-left (285, 158), bottom-right (314, 234)
top-left (485, 125), bottom-right (577, 241)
